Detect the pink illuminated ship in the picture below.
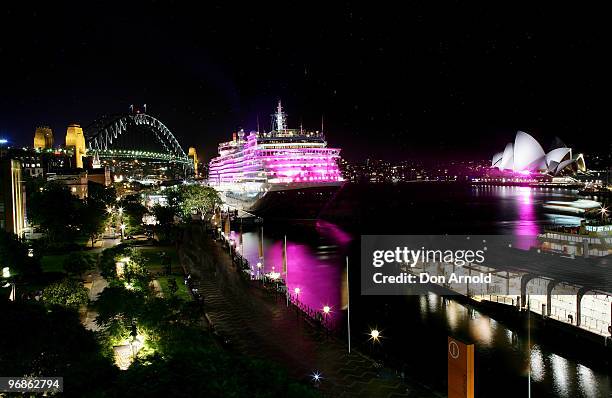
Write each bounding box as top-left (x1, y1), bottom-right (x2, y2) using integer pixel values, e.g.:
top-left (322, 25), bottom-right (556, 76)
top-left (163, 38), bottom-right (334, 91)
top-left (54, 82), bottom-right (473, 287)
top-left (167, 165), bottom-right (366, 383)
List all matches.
top-left (208, 101), bottom-right (344, 215)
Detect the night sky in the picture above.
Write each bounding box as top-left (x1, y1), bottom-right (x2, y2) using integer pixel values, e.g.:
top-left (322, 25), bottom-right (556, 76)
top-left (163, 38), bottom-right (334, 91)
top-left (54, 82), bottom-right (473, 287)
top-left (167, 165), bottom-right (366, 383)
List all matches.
top-left (0, 2), bottom-right (607, 161)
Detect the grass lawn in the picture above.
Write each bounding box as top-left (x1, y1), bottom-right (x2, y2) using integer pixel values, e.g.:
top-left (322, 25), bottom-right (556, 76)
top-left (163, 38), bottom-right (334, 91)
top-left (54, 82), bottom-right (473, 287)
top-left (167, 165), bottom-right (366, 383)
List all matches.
top-left (158, 275), bottom-right (191, 301)
top-left (40, 254), bottom-right (69, 273)
top-left (136, 246), bottom-right (180, 274)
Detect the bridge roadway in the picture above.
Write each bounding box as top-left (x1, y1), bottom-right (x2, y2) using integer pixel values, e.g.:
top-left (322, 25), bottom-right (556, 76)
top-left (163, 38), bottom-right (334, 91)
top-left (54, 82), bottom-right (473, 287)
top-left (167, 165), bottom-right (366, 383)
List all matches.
top-left (179, 225), bottom-right (441, 398)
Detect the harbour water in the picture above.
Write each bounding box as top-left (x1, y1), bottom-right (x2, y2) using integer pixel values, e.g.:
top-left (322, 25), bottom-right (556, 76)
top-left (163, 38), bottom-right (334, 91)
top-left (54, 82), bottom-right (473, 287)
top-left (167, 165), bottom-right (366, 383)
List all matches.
top-left (228, 183), bottom-right (611, 397)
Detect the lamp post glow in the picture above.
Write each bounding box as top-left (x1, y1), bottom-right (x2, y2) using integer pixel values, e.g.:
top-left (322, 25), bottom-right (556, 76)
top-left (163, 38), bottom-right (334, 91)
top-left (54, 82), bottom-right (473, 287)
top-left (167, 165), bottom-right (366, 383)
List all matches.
top-left (600, 206), bottom-right (609, 220)
top-left (322, 305), bottom-right (331, 326)
top-left (2, 267), bottom-right (9, 279)
top-left (369, 329), bottom-right (381, 343)
top-left (311, 371), bottom-right (322, 383)
top-left (120, 223), bottom-right (126, 240)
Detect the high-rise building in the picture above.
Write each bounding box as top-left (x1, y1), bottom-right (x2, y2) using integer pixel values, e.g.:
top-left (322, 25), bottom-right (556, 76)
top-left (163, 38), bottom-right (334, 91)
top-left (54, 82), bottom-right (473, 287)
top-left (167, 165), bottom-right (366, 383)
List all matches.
top-left (33, 126), bottom-right (54, 149)
top-left (188, 147), bottom-right (199, 177)
top-left (0, 159), bottom-right (25, 237)
top-left (65, 123), bottom-right (86, 169)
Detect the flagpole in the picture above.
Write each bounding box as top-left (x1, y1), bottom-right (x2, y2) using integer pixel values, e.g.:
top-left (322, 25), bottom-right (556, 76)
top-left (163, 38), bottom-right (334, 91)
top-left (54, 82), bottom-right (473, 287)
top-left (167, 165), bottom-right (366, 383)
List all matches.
top-left (346, 256), bottom-right (351, 353)
top-left (285, 235), bottom-right (288, 307)
top-left (528, 295), bottom-right (531, 398)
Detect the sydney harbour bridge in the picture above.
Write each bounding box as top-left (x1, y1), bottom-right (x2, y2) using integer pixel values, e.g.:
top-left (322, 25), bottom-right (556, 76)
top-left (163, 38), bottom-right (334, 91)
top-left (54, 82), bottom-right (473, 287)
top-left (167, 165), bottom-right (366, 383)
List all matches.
top-left (83, 109), bottom-right (192, 167)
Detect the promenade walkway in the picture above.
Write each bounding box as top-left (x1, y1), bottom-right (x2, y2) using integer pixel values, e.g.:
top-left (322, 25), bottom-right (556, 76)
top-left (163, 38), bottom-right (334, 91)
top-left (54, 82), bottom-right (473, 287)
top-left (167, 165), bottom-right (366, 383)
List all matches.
top-left (180, 226), bottom-right (439, 398)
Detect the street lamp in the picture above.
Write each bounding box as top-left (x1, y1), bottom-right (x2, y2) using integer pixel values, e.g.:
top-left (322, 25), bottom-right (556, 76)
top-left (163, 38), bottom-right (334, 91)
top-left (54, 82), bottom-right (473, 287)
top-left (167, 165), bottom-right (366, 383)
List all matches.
top-left (322, 305), bottom-right (331, 326)
top-left (369, 328), bottom-right (381, 343)
top-left (256, 262), bottom-right (262, 279)
top-left (294, 287), bottom-right (301, 302)
top-left (600, 206), bottom-right (609, 220)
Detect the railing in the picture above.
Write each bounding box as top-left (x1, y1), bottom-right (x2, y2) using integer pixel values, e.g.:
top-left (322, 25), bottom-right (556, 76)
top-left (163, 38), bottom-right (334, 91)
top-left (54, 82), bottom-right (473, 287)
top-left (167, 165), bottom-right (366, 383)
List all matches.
top-left (217, 232), bottom-right (337, 332)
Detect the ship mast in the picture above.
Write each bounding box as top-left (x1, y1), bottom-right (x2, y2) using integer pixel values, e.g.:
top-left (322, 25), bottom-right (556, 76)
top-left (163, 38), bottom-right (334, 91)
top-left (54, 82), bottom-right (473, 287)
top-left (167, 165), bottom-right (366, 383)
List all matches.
top-left (275, 100), bottom-right (287, 131)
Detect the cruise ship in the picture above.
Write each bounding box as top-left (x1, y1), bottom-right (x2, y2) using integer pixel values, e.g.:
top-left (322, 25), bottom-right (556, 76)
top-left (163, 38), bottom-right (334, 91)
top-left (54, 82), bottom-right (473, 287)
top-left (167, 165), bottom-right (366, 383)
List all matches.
top-left (208, 101), bottom-right (344, 218)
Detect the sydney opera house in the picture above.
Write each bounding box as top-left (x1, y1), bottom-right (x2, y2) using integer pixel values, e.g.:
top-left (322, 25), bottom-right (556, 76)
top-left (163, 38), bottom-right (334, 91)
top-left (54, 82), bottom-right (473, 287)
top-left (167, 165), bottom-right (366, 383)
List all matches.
top-left (491, 131), bottom-right (586, 176)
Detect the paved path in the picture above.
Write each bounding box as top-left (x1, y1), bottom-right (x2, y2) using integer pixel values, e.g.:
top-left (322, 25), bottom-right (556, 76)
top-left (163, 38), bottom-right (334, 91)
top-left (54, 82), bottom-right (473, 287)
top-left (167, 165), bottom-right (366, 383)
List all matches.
top-left (81, 237), bottom-right (118, 331)
top-left (180, 226), bottom-right (439, 398)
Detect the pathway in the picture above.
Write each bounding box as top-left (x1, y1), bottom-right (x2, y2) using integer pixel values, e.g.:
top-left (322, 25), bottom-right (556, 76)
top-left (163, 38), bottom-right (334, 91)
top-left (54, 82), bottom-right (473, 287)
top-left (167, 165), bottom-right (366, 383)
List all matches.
top-left (180, 226), bottom-right (439, 398)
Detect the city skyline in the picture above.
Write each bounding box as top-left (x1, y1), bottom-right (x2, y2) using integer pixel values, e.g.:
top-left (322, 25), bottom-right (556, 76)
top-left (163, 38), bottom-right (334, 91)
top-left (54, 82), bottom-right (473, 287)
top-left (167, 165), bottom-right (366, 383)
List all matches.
top-left (1, 4), bottom-right (611, 397)
top-left (1, 3), bottom-right (609, 161)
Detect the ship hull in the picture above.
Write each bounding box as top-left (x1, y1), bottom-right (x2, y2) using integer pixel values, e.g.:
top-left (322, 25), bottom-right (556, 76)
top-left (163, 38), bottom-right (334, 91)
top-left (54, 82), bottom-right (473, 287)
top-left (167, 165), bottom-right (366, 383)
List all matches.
top-left (216, 182), bottom-right (343, 220)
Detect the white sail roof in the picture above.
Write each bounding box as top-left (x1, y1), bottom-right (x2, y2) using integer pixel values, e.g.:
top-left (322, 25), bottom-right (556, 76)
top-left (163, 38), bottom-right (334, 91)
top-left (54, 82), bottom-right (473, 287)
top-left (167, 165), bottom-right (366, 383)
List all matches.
top-left (491, 152), bottom-right (503, 167)
top-left (499, 143), bottom-right (514, 171)
top-left (490, 131), bottom-right (585, 175)
top-left (513, 131), bottom-right (546, 172)
top-left (545, 147), bottom-right (571, 165)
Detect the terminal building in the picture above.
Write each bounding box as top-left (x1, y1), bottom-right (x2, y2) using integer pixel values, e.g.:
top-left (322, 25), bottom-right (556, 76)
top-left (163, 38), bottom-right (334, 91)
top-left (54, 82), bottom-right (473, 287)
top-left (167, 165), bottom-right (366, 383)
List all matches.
top-left (0, 159), bottom-right (25, 236)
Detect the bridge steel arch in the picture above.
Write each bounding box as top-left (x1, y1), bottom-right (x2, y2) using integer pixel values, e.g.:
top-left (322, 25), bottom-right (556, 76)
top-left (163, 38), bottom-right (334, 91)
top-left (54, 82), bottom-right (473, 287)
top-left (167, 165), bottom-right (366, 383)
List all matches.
top-left (84, 113), bottom-right (189, 164)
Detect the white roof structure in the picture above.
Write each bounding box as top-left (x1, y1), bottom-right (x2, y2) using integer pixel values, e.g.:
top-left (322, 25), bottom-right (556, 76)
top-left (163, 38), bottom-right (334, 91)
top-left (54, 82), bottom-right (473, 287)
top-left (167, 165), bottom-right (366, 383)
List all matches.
top-left (491, 131), bottom-right (585, 175)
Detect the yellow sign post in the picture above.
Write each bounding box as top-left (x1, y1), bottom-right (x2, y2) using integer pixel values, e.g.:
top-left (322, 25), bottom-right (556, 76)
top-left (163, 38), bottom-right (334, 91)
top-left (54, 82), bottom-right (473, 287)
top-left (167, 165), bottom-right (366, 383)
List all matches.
top-left (448, 337), bottom-right (474, 398)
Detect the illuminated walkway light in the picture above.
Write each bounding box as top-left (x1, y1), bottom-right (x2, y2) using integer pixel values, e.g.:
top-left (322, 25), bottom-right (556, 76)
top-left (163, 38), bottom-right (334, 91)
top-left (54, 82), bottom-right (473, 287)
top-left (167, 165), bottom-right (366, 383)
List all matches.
top-left (369, 328), bottom-right (381, 343)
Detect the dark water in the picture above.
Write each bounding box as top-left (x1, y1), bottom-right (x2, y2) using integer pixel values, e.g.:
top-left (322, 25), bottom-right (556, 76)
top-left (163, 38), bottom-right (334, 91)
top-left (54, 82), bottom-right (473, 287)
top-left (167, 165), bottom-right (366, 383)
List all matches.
top-left (229, 183), bottom-right (611, 397)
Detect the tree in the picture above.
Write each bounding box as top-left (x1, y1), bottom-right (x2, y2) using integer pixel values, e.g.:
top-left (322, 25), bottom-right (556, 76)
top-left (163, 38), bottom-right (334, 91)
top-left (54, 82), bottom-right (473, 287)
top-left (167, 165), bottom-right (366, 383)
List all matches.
top-left (0, 230), bottom-right (40, 276)
top-left (152, 204), bottom-right (176, 243)
top-left (95, 286), bottom-right (146, 342)
top-left (0, 301), bottom-right (116, 392)
top-left (166, 278), bottom-right (178, 296)
top-left (88, 181), bottom-right (117, 207)
top-left (78, 198), bottom-right (109, 247)
top-left (41, 278), bottom-right (89, 308)
top-left (172, 185), bottom-right (221, 222)
top-left (27, 181), bottom-right (80, 244)
top-left (115, 197), bottom-right (149, 236)
top-left (63, 252), bottom-right (97, 277)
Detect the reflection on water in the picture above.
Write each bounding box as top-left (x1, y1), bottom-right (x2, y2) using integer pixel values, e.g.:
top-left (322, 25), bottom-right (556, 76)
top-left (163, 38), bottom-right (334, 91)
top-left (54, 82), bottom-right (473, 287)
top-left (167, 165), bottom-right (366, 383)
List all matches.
top-left (551, 353), bottom-right (570, 397)
top-left (531, 345), bottom-right (545, 382)
top-left (233, 222), bottom-right (349, 318)
top-left (228, 186), bottom-right (610, 397)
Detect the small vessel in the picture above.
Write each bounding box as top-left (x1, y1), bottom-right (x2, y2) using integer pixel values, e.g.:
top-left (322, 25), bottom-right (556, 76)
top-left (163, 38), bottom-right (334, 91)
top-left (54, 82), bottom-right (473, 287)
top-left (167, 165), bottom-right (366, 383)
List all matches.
top-left (208, 101), bottom-right (344, 218)
top-left (542, 199), bottom-right (602, 215)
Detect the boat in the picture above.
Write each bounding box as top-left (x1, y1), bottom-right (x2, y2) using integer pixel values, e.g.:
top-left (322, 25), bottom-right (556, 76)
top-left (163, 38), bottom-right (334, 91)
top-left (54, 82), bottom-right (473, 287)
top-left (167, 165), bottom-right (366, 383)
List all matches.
top-left (207, 101), bottom-right (344, 219)
top-left (542, 199), bottom-right (602, 216)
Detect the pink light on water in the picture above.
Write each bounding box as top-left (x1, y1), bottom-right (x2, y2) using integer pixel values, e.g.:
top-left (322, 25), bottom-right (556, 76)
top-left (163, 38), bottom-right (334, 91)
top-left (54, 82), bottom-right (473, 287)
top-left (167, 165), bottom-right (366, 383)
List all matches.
top-left (515, 187), bottom-right (539, 248)
top-left (237, 228), bottom-right (344, 324)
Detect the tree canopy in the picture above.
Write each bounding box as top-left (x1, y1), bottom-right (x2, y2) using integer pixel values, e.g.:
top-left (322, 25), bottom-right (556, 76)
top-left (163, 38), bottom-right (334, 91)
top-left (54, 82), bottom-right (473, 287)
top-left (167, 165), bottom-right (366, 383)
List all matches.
top-left (167, 185), bottom-right (220, 222)
top-left (0, 230), bottom-right (40, 276)
top-left (78, 198), bottom-right (109, 247)
top-left (63, 252), bottom-right (97, 277)
top-left (27, 181), bottom-right (80, 243)
top-left (0, 301), bottom-right (116, 391)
